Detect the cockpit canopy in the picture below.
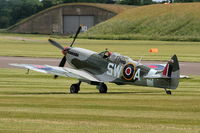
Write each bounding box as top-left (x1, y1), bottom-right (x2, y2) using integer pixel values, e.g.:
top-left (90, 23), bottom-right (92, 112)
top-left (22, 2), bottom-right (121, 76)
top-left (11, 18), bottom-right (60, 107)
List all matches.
top-left (99, 50), bottom-right (112, 59)
top-left (99, 50), bottom-right (130, 64)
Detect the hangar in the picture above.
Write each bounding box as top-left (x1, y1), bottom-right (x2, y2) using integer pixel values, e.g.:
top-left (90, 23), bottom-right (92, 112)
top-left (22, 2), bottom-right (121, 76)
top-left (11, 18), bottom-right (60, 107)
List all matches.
top-left (8, 3), bottom-right (130, 34)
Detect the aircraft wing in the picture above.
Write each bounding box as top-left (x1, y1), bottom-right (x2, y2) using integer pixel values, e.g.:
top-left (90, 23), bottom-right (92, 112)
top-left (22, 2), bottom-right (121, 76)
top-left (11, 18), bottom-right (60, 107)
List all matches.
top-left (10, 64), bottom-right (101, 82)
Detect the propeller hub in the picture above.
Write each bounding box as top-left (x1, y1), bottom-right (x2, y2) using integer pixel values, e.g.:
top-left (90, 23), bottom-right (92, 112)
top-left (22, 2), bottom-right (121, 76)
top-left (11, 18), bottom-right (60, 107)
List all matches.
top-left (62, 47), bottom-right (69, 55)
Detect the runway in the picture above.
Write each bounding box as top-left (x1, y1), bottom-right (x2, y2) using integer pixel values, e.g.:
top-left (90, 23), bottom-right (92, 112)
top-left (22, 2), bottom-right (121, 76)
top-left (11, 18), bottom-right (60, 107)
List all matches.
top-left (0, 56), bottom-right (199, 75)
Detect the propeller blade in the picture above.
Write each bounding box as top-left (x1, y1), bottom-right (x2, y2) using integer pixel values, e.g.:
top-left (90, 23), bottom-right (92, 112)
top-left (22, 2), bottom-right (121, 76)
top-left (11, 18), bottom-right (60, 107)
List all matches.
top-left (59, 56), bottom-right (66, 67)
top-left (54, 56), bottom-right (66, 79)
top-left (70, 25), bottom-right (82, 47)
top-left (48, 39), bottom-right (64, 50)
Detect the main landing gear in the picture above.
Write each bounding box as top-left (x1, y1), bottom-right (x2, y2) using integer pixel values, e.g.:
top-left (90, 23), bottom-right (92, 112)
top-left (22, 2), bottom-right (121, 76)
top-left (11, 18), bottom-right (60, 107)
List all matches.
top-left (164, 88), bottom-right (172, 95)
top-left (70, 81), bottom-right (81, 93)
top-left (69, 81), bottom-right (108, 94)
top-left (96, 83), bottom-right (107, 93)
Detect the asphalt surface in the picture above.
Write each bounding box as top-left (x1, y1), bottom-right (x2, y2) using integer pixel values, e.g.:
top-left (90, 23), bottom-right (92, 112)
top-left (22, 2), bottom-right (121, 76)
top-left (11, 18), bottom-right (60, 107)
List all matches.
top-left (0, 56), bottom-right (199, 75)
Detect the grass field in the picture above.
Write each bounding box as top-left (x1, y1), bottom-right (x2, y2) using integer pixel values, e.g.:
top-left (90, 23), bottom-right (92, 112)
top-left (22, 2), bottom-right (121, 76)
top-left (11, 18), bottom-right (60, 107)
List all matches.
top-left (83, 3), bottom-right (200, 41)
top-left (0, 33), bottom-right (200, 132)
top-left (0, 68), bottom-right (200, 133)
top-left (0, 33), bottom-right (200, 62)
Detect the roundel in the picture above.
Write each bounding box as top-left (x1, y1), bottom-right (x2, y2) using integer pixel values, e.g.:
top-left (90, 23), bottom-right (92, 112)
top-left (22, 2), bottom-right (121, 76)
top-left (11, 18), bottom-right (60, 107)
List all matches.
top-left (123, 63), bottom-right (135, 80)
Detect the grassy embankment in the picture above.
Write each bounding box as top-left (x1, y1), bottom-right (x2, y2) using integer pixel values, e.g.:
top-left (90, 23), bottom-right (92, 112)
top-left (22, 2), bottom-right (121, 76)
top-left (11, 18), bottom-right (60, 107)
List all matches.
top-left (0, 33), bottom-right (200, 62)
top-left (7, 3), bottom-right (131, 31)
top-left (82, 3), bottom-right (200, 41)
top-left (0, 68), bottom-right (200, 133)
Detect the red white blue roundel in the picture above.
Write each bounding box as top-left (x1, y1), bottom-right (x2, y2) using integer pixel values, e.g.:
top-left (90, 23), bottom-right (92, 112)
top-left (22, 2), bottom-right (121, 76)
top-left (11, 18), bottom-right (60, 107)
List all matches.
top-left (123, 64), bottom-right (135, 80)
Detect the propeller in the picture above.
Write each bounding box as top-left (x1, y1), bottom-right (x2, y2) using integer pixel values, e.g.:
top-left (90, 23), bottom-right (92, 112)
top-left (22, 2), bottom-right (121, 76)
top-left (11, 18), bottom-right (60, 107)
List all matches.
top-left (48, 39), bottom-right (64, 50)
top-left (48, 25), bottom-right (82, 79)
top-left (54, 56), bottom-right (66, 78)
top-left (70, 25), bottom-right (82, 47)
top-left (48, 39), bottom-right (66, 78)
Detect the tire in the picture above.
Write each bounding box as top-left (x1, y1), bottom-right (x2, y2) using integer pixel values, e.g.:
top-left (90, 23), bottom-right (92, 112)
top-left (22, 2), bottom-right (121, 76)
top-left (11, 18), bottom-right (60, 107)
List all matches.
top-left (70, 84), bottom-right (79, 93)
top-left (98, 83), bottom-right (107, 93)
top-left (166, 90), bottom-right (172, 95)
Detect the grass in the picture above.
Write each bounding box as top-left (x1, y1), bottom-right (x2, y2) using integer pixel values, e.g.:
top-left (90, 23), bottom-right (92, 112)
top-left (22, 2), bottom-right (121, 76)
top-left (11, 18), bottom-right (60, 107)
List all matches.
top-left (0, 32), bottom-right (200, 132)
top-left (0, 33), bottom-right (200, 62)
top-left (0, 68), bottom-right (200, 133)
top-left (82, 3), bottom-right (200, 41)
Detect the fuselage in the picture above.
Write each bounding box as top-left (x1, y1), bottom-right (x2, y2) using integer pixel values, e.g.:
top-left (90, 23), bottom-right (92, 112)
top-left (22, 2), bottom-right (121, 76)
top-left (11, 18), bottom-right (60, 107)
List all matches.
top-left (11, 37), bottom-right (179, 94)
top-left (64, 47), bottom-right (176, 89)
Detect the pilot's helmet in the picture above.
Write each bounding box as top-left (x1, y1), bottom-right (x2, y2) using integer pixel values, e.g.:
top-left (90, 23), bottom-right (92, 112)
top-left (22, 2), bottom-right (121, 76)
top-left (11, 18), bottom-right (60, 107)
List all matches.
top-left (104, 51), bottom-right (112, 58)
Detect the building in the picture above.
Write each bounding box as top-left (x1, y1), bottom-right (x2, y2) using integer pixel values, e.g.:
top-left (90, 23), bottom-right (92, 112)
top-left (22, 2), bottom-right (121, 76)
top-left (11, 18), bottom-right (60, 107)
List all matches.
top-left (8, 3), bottom-right (130, 34)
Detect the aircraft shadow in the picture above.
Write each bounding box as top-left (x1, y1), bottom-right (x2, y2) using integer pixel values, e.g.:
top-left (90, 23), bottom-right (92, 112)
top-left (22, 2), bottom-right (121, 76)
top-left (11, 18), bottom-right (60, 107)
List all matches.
top-left (76, 91), bottom-right (162, 95)
top-left (11, 92), bottom-right (67, 95)
top-left (10, 91), bottom-right (162, 95)
top-left (107, 91), bottom-right (161, 94)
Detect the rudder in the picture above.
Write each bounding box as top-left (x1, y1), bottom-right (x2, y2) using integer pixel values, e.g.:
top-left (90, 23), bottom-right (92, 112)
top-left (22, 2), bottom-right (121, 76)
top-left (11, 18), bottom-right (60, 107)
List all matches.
top-left (163, 55), bottom-right (180, 89)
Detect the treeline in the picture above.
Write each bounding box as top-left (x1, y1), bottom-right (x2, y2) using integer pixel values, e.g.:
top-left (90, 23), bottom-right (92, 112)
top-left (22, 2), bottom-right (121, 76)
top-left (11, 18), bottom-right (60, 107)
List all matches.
top-left (0, 0), bottom-right (200, 29)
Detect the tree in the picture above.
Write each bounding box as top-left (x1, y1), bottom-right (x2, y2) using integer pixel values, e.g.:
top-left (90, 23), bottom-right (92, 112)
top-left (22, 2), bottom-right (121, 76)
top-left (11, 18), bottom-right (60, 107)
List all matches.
top-left (116, 0), bottom-right (153, 5)
top-left (62, 0), bottom-right (110, 3)
top-left (0, 0), bottom-right (42, 28)
top-left (174, 0), bottom-right (193, 2)
top-left (41, 0), bottom-right (63, 9)
top-left (9, 0), bottom-right (42, 26)
top-left (0, 0), bottom-right (12, 28)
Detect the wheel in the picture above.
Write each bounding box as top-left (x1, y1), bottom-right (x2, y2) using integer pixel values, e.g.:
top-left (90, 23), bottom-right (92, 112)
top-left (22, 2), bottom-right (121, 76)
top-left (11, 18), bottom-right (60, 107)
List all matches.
top-left (164, 88), bottom-right (172, 95)
top-left (70, 84), bottom-right (80, 93)
top-left (97, 83), bottom-right (107, 93)
top-left (166, 90), bottom-right (172, 95)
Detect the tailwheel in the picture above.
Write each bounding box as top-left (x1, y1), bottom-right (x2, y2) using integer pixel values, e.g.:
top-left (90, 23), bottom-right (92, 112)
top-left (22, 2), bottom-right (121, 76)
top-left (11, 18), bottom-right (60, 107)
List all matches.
top-left (97, 83), bottom-right (107, 93)
top-left (164, 88), bottom-right (172, 95)
top-left (70, 81), bottom-right (81, 94)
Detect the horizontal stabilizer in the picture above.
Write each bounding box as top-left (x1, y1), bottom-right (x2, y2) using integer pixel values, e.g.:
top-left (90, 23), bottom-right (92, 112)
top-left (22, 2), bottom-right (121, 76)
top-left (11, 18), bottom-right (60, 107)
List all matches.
top-left (145, 55), bottom-right (180, 90)
top-left (144, 75), bottom-right (187, 79)
top-left (144, 75), bottom-right (170, 79)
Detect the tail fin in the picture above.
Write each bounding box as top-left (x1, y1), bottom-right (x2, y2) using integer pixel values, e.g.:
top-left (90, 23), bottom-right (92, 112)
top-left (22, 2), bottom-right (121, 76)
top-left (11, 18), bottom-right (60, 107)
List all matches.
top-left (163, 55), bottom-right (180, 89)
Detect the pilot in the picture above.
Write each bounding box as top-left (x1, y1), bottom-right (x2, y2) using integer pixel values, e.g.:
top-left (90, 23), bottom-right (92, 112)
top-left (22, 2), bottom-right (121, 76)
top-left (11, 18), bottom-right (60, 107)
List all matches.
top-left (103, 51), bottom-right (112, 59)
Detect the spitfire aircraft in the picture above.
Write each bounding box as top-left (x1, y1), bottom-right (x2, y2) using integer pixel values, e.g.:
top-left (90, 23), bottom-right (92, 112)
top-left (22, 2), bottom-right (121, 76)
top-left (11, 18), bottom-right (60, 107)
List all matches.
top-left (11, 26), bottom-right (180, 95)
